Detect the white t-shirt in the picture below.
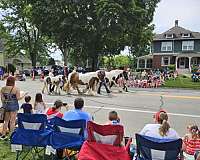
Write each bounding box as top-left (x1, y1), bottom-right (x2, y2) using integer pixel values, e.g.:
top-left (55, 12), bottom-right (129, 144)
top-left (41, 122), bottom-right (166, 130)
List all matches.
top-left (34, 102), bottom-right (46, 114)
top-left (140, 124), bottom-right (180, 139)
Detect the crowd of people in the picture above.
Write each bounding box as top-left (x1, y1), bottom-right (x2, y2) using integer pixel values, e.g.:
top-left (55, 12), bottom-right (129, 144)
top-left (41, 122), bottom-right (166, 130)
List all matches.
top-left (120, 69), bottom-right (178, 89)
top-left (0, 76), bottom-right (200, 160)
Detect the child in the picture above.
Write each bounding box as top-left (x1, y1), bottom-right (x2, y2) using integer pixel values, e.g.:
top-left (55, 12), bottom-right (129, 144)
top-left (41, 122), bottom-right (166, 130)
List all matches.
top-left (34, 93), bottom-right (46, 114)
top-left (21, 96), bottom-right (33, 114)
top-left (108, 111), bottom-right (120, 125)
top-left (46, 100), bottom-right (64, 119)
top-left (183, 124), bottom-right (200, 159)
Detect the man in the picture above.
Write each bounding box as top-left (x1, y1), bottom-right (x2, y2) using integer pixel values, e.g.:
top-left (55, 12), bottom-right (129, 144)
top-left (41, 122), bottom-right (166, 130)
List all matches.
top-left (63, 98), bottom-right (92, 138)
top-left (97, 70), bottom-right (110, 94)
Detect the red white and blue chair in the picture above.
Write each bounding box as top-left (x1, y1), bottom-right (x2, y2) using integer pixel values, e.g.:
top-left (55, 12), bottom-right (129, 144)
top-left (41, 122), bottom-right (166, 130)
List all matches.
top-left (78, 121), bottom-right (131, 160)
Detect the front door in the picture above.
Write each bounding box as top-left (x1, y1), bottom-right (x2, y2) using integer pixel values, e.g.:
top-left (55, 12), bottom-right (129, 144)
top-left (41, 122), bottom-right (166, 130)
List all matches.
top-left (179, 57), bottom-right (185, 69)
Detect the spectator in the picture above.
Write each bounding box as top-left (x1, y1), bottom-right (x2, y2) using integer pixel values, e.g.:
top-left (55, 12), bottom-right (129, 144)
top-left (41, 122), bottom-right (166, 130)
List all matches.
top-left (107, 111), bottom-right (120, 125)
top-left (46, 100), bottom-right (64, 119)
top-left (34, 93), bottom-right (46, 114)
top-left (21, 96), bottom-right (33, 114)
top-left (182, 124), bottom-right (200, 159)
top-left (0, 76), bottom-right (27, 140)
top-left (63, 98), bottom-right (92, 138)
top-left (140, 110), bottom-right (179, 139)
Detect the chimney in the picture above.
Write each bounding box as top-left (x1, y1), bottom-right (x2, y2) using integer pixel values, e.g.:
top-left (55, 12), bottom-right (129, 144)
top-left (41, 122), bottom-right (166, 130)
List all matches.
top-left (175, 20), bottom-right (178, 27)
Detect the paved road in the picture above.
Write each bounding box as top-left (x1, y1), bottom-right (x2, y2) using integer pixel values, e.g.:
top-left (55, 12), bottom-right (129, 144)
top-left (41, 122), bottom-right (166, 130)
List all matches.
top-left (1, 79), bottom-right (200, 137)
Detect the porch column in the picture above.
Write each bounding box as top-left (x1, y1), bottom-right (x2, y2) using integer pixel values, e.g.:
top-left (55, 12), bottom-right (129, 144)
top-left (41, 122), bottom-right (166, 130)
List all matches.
top-left (137, 59), bottom-right (139, 69)
top-left (175, 57), bottom-right (178, 71)
top-left (145, 59), bottom-right (147, 69)
top-left (189, 57), bottom-right (192, 72)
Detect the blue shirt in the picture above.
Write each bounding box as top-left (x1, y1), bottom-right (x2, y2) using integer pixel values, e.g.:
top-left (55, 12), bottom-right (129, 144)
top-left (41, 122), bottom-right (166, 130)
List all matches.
top-left (63, 109), bottom-right (92, 138)
top-left (63, 109), bottom-right (92, 122)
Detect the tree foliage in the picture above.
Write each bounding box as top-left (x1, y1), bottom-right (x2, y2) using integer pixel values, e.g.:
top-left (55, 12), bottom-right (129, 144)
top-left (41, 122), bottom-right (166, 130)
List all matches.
top-left (29, 0), bottom-right (160, 70)
top-left (0, 0), bottom-right (50, 66)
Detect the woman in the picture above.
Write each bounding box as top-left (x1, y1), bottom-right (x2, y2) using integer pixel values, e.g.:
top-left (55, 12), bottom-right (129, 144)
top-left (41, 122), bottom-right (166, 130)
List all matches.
top-left (140, 110), bottom-right (179, 139)
top-left (0, 76), bottom-right (27, 140)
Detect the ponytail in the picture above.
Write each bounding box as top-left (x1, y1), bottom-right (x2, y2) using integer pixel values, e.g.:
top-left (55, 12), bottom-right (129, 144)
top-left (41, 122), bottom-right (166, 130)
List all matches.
top-left (158, 112), bottom-right (170, 137)
top-left (159, 120), bottom-right (170, 136)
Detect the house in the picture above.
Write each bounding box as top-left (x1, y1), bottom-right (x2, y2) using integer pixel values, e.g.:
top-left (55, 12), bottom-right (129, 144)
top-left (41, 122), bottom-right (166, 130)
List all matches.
top-left (0, 38), bottom-right (32, 70)
top-left (4, 54), bottom-right (32, 71)
top-left (137, 20), bottom-right (200, 73)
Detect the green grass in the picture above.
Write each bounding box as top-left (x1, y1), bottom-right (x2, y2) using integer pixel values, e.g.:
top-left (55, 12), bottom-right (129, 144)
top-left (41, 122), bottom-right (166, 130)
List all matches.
top-left (0, 140), bottom-right (16, 160)
top-left (163, 75), bottom-right (200, 89)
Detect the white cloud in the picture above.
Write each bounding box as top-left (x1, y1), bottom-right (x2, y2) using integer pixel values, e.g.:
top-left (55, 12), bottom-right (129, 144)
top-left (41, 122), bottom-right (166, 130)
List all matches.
top-left (153, 0), bottom-right (200, 33)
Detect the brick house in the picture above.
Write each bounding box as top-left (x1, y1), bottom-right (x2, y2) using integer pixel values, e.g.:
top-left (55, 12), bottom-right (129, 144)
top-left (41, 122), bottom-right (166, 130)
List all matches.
top-left (137, 20), bottom-right (200, 73)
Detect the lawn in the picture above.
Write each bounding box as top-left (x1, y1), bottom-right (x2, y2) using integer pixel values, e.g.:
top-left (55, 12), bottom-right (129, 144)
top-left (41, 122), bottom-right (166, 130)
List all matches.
top-left (163, 75), bottom-right (200, 89)
top-left (0, 140), bottom-right (16, 160)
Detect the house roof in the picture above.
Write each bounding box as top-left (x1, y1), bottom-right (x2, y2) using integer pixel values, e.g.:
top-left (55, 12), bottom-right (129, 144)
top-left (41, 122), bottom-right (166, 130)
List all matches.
top-left (137, 54), bottom-right (153, 59)
top-left (154, 23), bottom-right (200, 41)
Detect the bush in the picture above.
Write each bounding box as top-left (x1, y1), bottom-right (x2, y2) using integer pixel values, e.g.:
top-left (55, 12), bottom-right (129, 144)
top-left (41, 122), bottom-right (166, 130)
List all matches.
top-left (7, 63), bottom-right (16, 74)
top-left (168, 65), bottom-right (176, 71)
top-left (191, 65), bottom-right (199, 73)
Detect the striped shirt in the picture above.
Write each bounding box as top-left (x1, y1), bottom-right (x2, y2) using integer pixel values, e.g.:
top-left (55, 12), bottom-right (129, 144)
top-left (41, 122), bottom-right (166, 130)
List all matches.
top-left (184, 138), bottom-right (200, 155)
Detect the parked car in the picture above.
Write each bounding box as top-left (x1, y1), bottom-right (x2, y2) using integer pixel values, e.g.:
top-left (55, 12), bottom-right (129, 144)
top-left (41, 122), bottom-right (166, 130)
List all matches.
top-left (23, 69), bottom-right (31, 76)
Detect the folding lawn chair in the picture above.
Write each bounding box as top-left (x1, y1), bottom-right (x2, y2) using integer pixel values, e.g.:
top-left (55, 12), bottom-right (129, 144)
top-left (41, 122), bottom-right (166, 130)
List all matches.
top-left (135, 133), bottom-right (182, 160)
top-left (49, 117), bottom-right (86, 159)
top-left (10, 113), bottom-right (51, 160)
top-left (78, 121), bottom-right (131, 160)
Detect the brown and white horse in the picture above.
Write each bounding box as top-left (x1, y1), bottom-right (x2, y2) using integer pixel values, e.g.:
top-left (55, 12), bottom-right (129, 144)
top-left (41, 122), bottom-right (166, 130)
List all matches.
top-left (63, 72), bottom-right (99, 95)
top-left (64, 69), bottom-right (124, 95)
top-left (42, 75), bottom-right (67, 95)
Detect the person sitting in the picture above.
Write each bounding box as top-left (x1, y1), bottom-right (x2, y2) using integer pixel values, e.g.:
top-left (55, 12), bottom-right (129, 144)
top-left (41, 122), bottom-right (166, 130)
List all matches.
top-left (21, 96), bottom-right (33, 114)
top-left (46, 100), bottom-right (64, 119)
top-left (107, 111), bottom-right (120, 125)
top-left (140, 110), bottom-right (179, 139)
top-left (182, 124), bottom-right (200, 159)
top-left (63, 97), bottom-right (92, 138)
top-left (34, 93), bottom-right (46, 114)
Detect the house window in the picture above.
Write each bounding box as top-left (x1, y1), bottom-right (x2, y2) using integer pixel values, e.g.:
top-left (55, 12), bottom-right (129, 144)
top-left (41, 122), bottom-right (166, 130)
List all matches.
top-left (161, 42), bottom-right (172, 51)
top-left (146, 59), bottom-right (152, 68)
top-left (182, 41), bottom-right (194, 51)
top-left (165, 34), bottom-right (173, 39)
top-left (182, 33), bottom-right (191, 38)
top-left (162, 56), bottom-right (170, 66)
top-left (139, 59), bottom-right (145, 68)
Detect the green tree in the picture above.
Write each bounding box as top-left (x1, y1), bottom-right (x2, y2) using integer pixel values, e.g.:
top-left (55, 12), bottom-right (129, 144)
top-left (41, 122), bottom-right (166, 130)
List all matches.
top-left (29, 0), bottom-right (160, 70)
top-left (48, 57), bottom-right (55, 66)
top-left (0, 0), bottom-right (50, 66)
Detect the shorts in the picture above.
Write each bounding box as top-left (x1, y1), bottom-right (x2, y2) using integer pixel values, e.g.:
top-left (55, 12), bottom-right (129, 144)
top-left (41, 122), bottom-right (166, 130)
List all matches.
top-left (3, 102), bottom-right (19, 112)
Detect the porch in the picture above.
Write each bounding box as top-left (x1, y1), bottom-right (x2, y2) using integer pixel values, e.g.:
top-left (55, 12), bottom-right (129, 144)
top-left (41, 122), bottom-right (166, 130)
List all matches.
top-left (175, 54), bottom-right (200, 72)
top-left (136, 54), bottom-right (153, 69)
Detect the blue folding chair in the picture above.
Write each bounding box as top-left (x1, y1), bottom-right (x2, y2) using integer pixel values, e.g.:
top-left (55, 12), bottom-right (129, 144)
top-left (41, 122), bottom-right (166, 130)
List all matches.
top-left (11, 113), bottom-right (52, 160)
top-left (49, 117), bottom-right (86, 159)
top-left (135, 134), bottom-right (182, 160)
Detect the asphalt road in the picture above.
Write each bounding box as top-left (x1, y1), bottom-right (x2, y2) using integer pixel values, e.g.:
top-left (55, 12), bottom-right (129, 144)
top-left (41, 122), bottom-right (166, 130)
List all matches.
top-left (0, 79), bottom-right (200, 137)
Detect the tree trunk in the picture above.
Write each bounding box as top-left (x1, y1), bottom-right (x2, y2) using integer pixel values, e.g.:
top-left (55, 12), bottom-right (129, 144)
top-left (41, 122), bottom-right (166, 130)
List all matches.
top-left (30, 52), bottom-right (37, 67)
top-left (63, 48), bottom-right (68, 66)
top-left (92, 54), bottom-right (98, 71)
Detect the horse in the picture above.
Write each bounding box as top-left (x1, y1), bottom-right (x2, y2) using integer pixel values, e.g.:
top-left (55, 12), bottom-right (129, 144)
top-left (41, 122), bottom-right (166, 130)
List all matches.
top-left (42, 75), bottom-right (67, 95)
top-left (63, 72), bottom-right (99, 95)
